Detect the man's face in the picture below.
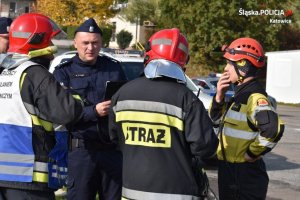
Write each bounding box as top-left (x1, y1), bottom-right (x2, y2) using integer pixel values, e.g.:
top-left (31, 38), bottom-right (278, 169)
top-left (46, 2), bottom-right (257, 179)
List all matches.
top-left (74, 32), bottom-right (102, 64)
top-left (0, 36), bottom-right (9, 53)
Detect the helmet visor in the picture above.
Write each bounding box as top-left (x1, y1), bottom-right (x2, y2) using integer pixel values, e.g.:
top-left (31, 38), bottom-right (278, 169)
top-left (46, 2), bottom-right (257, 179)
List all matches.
top-left (48, 18), bottom-right (67, 39)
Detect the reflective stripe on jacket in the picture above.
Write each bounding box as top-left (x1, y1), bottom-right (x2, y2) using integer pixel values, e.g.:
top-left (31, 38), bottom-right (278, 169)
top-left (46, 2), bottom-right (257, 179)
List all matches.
top-left (0, 61), bottom-right (35, 182)
top-left (209, 80), bottom-right (284, 163)
top-left (0, 61), bottom-right (69, 189)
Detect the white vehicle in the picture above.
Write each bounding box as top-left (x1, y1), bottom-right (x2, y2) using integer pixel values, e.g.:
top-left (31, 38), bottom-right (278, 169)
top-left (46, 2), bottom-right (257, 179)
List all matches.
top-left (49, 49), bottom-right (213, 109)
top-left (50, 49), bottom-right (144, 81)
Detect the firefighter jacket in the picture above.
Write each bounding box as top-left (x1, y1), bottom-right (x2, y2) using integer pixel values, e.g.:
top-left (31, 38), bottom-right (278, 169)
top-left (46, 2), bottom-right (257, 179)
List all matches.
top-left (209, 79), bottom-right (284, 163)
top-left (0, 59), bottom-right (82, 191)
top-left (109, 76), bottom-right (218, 200)
top-left (53, 54), bottom-right (126, 148)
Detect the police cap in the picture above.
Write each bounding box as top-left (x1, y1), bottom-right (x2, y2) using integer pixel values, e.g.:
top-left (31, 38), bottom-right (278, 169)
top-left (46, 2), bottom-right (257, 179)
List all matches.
top-left (0, 17), bottom-right (12, 35)
top-left (75, 18), bottom-right (102, 36)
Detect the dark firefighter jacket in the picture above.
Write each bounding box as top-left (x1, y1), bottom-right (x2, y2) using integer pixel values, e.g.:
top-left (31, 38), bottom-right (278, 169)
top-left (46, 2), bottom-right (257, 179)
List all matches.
top-left (0, 62), bottom-right (82, 191)
top-left (109, 76), bottom-right (218, 200)
top-left (209, 79), bottom-right (284, 163)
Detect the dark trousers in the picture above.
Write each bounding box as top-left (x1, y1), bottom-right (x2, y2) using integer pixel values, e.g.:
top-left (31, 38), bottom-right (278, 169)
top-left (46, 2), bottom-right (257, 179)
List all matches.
top-left (0, 188), bottom-right (55, 200)
top-left (67, 148), bottom-right (122, 200)
top-left (218, 159), bottom-right (269, 200)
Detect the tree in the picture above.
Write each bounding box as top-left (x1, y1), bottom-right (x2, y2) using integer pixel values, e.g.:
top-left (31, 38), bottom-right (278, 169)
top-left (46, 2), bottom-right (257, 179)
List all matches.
top-left (158, 0), bottom-right (294, 75)
top-left (36, 0), bottom-right (116, 26)
top-left (121, 0), bottom-right (160, 26)
top-left (116, 30), bottom-right (133, 49)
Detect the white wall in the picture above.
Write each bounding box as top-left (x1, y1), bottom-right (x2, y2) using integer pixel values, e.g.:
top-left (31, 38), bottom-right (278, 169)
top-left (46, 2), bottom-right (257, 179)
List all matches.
top-left (109, 15), bottom-right (146, 49)
top-left (266, 50), bottom-right (300, 104)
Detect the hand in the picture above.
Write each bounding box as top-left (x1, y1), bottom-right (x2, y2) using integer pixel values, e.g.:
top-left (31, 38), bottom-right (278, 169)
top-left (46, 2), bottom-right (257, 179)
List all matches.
top-left (244, 152), bottom-right (261, 162)
top-left (95, 100), bottom-right (111, 117)
top-left (215, 72), bottom-right (231, 103)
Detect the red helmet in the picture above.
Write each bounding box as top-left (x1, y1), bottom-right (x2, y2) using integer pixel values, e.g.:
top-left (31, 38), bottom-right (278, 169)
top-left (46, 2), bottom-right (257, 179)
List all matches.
top-left (8, 13), bottom-right (61, 54)
top-left (222, 37), bottom-right (265, 68)
top-left (144, 28), bottom-right (189, 68)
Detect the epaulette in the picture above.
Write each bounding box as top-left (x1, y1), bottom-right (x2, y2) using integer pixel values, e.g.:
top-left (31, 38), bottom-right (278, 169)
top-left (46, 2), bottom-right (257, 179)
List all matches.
top-left (55, 58), bottom-right (73, 69)
top-left (99, 53), bottom-right (119, 64)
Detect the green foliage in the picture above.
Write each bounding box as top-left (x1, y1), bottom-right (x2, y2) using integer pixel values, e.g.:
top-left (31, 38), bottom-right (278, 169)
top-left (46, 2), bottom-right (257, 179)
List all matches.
top-left (37, 0), bottom-right (116, 26)
top-left (101, 26), bottom-right (113, 48)
top-left (116, 29), bottom-right (133, 49)
top-left (121, 0), bottom-right (299, 76)
top-left (121, 0), bottom-right (160, 25)
top-left (66, 26), bottom-right (78, 39)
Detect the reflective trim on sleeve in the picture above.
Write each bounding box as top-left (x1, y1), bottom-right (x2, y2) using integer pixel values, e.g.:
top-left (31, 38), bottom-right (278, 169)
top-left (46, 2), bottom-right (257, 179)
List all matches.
top-left (34, 161), bottom-right (48, 172)
top-left (116, 111), bottom-right (184, 131)
top-left (113, 100), bottom-right (185, 119)
top-left (251, 106), bottom-right (274, 122)
top-left (223, 126), bottom-right (258, 140)
top-left (122, 187), bottom-right (201, 200)
top-left (30, 114), bottom-right (53, 132)
top-left (258, 136), bottom-right (276, 148)
top-left (72, 94), bottom-right (82, 101)
top-left (33, 171), bottom-right (48, 183)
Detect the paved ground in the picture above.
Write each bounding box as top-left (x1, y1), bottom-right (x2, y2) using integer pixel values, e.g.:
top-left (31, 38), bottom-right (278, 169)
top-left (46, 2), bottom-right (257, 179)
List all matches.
top-left (206, 105), bottom-right (300, 200)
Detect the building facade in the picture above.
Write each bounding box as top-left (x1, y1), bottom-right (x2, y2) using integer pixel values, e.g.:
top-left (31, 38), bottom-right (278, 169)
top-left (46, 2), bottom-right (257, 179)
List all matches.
top-left (0, 0), bottom-right (35, 19)
top-left (108, 14), bottom-right (147, 49)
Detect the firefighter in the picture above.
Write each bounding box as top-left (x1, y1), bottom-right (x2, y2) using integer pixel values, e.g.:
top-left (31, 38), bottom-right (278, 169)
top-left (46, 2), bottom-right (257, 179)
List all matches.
top-left (209, 37), bottom-right (284, 200)
top-left (0, 17), bottom-right (12, 53)
top-left (109, 28), bottom-right (218, 200)
top-left (53, 18), bottom-right (126, 200)
top-left (0, 13), bottom-right (82, 200)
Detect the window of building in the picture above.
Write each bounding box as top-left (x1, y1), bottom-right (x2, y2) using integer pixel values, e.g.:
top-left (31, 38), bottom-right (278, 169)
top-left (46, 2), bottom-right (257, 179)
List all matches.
top-left (9, 2), bottom-right (16, 13)
top-left (111, 22), bottom-right (116, 42)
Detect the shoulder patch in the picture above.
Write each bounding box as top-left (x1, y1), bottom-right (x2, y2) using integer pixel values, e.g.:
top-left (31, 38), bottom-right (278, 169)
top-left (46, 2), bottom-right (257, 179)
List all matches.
top-left (55, 59), bottom-right (73, 69)
top-left (257, 98), bottom-right (269, 106)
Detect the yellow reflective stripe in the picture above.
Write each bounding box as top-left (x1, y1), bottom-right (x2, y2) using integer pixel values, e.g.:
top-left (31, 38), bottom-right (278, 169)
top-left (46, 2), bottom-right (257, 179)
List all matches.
top-left (30, 114), bottom-right (53, 131)
top-left (72, 94), bottom-right (81, 101)
top-left (258, 136), bottom-right (276, 148)
top-left (116, 111), bottom-right (183, 131)
top-left (19, 72), bottom-right (27, 89)
top-left (122, 122), bottom-right (171, 148)
top-left (33, 172), bottom-right (48, 183)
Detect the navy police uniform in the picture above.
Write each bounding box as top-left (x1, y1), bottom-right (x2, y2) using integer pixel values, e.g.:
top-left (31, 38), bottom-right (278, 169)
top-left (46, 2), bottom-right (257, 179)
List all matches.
top-left (53, 18), bottom-right (126, 200)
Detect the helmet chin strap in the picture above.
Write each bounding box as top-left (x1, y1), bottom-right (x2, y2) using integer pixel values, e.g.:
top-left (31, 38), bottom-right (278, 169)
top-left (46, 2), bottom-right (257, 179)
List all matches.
top-left (233, 65), bottom-right (244, 84)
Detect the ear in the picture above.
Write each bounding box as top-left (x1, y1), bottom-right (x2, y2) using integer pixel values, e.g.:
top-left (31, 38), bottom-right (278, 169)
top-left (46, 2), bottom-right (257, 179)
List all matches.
top-left (73, 39), bottom-right (77, 49)
top-left (238, 69), bottom-right (246, 76)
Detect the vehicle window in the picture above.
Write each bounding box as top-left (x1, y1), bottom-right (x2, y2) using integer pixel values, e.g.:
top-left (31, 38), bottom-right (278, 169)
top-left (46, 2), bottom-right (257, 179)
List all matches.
top-left (199, 81), bottom-right (210, 89)
top-left (186, 76), bottom-right (199, 92)
top-left (121, 62), bottom-right (144, 80)
top-left (210, 80), bottom-right (218, 88)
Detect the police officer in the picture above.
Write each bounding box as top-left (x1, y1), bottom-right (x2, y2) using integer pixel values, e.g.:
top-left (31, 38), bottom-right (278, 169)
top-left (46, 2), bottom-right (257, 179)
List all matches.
top-left (53, 18), bottom-right (126, 200)
top-left (109, 28), bottom-right (218, 200)
top-left (209, 38), bottom-right (284, 200)
top-left (0, 17), bottom-right (12, 53)
top-left (0, 13), bottom-right (82, 200)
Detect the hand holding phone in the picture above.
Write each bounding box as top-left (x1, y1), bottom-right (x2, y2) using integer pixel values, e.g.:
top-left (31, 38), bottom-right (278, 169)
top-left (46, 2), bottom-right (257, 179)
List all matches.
top-left (215, 72), bottom-right (231, 103)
